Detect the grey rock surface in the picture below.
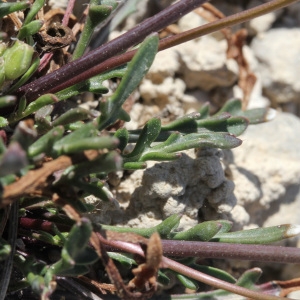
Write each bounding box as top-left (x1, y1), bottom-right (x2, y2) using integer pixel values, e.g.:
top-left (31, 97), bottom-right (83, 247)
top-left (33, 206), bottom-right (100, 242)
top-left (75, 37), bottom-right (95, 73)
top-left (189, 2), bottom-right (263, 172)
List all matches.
top-left (251, 29), bottom-right (300, 105)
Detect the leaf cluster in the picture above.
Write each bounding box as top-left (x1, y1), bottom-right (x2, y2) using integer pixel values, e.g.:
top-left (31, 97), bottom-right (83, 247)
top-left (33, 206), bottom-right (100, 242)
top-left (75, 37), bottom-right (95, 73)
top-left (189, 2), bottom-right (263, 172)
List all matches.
top-left (0, 1), bottom-right (299, 299)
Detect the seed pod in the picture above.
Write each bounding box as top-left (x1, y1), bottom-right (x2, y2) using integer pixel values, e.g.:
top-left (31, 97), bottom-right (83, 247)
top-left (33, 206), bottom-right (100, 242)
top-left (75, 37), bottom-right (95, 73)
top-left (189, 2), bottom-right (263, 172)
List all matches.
top-left (3, 40), bottom-right (34, 80)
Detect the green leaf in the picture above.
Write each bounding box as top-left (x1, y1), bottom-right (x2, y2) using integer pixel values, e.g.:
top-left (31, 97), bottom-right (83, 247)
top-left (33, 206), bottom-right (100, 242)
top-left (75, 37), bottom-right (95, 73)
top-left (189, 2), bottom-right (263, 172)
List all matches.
top-left (23, 94), bottom-right (57, 117)
top-left (236, 268), bottom-right (262, 288)
top-left (23, 0), bottom-right (45, 26)
top-left (176, 273), bottom-right (199, 290)
top-left (17, 20), bottom-right (43, 40)
top-left (63, 218), bottom-right (98, 265)
top-left (28, 126), bottom-right (65, 158)
top-left (63, 151), bottom-right (122, 178)
top-left (53, 136), bottom-right (119, 155)
top-left (54, 123), bottom-right (98, 148)
top-left (102, 214), bottom-right (181, 238)
top-left (0, 1), bottom-right (30, 19)
top-left (56, 66), bottom-right (126, 100)
top-left (172, 221), bottom-right (222, 241)
top-left (192, 264), bottom-right (236, 283)
top-left (154, 214), bottom-right (182, 238)
top-left (124, 118), bottom-right (161, 160)
top-left (211, 224), bottom-right (300, 244)
top-left (0, 117), bottom-right (8, 127)
top-left (51, 107), bottom-right (93, 126)
top-left (196, 113), bottom-right (249, 136)
top-left (5, 54), bottom-right (40, 94)
top-left (216, 98), bottom-right (273, 124)
top-left (114, 128), bottom-right (129, 152)
top-left (108, 252), bottom-right (137, 269)
top-left (150, 132), bottom-right (242, 154)
top-left (98, 34), bottom-right (159, 130)
top-left (161, 112), bottom-right (200, 133)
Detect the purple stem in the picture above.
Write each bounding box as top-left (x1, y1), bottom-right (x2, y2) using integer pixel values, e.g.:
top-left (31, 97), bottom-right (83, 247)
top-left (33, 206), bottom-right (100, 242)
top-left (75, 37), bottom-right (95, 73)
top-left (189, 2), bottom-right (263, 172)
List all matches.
top-left (101, 238), bottom-right (285, 300)
top-left (161, 240), bottom-right (300, 264)
top-left (17, 0), bottom-right (209, 101)
top-left (62, 0), bottom-right (76, 26)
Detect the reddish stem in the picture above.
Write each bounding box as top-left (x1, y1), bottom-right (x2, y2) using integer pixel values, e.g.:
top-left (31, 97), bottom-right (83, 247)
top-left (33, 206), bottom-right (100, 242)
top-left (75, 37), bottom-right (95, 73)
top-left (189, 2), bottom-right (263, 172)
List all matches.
top-left (17, 0), bottom-right (209, 101)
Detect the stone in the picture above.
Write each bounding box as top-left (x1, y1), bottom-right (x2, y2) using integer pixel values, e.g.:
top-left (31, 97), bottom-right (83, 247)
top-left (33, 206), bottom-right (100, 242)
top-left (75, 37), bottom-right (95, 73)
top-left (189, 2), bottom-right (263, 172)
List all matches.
top-left (227, 112), bottom-right (300, 227)
top-left (251, 29), bottom-right (300, 104)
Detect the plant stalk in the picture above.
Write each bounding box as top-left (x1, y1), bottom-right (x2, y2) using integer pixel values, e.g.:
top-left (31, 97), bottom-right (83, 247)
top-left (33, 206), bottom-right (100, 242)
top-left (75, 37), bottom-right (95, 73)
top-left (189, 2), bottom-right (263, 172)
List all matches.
top-left (17, 0), bottom-right (209, 101)
top-left (100, 237), bottom-right (286, 300)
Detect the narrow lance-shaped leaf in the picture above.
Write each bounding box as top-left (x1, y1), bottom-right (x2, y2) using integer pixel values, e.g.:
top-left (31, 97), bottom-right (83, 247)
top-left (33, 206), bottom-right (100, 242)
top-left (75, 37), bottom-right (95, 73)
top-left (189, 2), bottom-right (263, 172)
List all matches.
top-left (98, 34), bottom-right (159, 130)
top-left (149, 132), bottom-right (242, 154)
top-left (172, 221), bottom-right (222, 241)
top-left (55, 65), bottom-right (126, 101)
top-left (28, 126), bottom-right (65, 158)
top-left (124, 118), bottom-right (161, 160)
top-left (108, 252), bottom-right (137, 269)
top-left (51, 107), bottom-right (93, 127)
top-left (216, 98), bottom-right (274, 124)
top-left (176, 273), bottom-right (199, 290)
top-left (63, 151), bottom-right (122, 179)
top-left (54, 122), bottom-right (98, 148)
top-left (114, 128), bottom-right (129, 152)
top-left (8, 94), bottom-right (56, 124)
top-left (72, 0), bottom-right (117, 60)
top-left (23, 0), bottom-right (44, 25)
top-left (62, 218), bottom-right (98, 265)
top-left (211, 224), bottom-right (300, 244)
top-left (102, 214), bottom-right (182, 238)
top-left (17, 20), bottom-right (44, 40)
top-left (161, 112), bottom-right (200, 133)
top-left (0, 1), bottom-right (30, 19)
top-left (53, 136), bottom-right (119, 156)
top-left (196, 113), bottom-right (249, 136)
top-left (191, 264), bottom-right (236, 284)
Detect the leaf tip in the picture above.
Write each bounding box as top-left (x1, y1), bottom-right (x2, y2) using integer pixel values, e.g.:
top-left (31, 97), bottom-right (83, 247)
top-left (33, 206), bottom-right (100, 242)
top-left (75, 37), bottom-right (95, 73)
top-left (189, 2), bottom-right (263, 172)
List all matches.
top-left (265, 108), bottom-right (276, 121)
top-left (284, 224), bottom-right (300, 238)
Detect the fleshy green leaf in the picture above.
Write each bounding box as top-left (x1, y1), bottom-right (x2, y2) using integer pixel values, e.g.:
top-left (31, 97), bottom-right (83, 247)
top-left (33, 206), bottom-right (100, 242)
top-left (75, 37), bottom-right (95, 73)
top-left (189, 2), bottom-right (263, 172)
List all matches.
top-left (211, 224), bottom-right (300, 244)
top-left (172, 221), bottom-right (222, 241)
top-left (98, 34), bottom-right (159, 130)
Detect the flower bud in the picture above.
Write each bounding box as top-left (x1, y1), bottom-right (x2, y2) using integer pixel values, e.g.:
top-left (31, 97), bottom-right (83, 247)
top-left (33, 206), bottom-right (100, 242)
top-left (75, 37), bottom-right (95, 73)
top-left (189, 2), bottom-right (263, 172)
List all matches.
top-left (3, 40), bottom-right (34, 81)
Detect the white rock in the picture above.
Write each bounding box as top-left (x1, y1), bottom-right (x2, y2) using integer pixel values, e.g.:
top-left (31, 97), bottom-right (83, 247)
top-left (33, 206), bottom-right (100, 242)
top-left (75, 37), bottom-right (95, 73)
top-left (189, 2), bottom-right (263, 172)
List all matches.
top-left (246, 0), bottom-right (279, 34)
top-left (251, 29), bottom-right (300, 104)
top-left (229, 112), bottom-right (300, 226)
top-left (177, 37), bottom-right (238, 91)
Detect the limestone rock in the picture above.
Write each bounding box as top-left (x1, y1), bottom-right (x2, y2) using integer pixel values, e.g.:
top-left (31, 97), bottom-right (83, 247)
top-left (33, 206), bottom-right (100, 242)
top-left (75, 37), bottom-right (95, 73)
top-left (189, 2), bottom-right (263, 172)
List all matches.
top-left (177, 37), bottom-right (238, 91)
top-left (227, 112), bottom-right (300, 226)
top-left (251, 29), bottom-right (300, 104)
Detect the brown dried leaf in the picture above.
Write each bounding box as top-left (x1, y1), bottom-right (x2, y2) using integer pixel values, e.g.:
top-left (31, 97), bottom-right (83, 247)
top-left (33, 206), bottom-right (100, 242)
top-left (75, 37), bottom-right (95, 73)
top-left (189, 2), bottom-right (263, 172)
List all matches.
top-left (129, 232), bottom-right (162, 293)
